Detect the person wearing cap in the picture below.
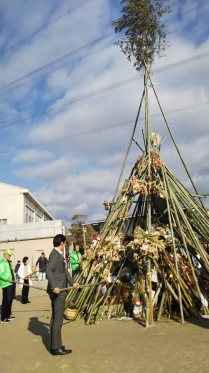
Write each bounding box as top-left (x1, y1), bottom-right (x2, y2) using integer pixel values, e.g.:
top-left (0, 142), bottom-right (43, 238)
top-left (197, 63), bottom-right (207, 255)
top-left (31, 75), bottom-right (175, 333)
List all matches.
top-left (0, 249), bottom-right (16, 323)
top-left (36, 252), bottom-right (48, 281)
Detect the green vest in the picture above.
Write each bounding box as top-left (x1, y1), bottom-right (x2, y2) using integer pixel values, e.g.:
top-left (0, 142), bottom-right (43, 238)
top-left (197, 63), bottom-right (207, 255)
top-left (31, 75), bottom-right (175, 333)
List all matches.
top-left (0, 257), bottom-right (14, 289)
top-left (70, 251), bottom-right (82, 271)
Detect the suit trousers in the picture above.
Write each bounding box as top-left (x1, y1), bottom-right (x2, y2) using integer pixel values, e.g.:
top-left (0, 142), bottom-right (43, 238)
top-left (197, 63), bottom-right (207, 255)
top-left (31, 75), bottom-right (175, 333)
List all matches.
top-left (1, 287), bottom-right (12, 321)
top-left (49, 293), bottom-right (66, 350)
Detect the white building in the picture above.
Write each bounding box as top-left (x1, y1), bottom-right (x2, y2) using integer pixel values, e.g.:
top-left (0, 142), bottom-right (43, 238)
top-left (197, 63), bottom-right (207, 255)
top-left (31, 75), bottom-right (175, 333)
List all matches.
top-left (0, 182), bottom-right (74, 267)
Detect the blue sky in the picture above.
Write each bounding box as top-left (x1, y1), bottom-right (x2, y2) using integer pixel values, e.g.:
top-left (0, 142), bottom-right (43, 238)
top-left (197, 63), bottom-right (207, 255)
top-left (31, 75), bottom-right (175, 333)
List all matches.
top-left (0, 0), bottom-right (208, 225)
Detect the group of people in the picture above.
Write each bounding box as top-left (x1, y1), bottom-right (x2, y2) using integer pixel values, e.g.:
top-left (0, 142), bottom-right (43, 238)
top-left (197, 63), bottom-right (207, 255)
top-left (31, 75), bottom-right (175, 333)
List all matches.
top-left (0, 238), bottom-right (82, 355)
top-left (0, 251), bottom-right (49, 324)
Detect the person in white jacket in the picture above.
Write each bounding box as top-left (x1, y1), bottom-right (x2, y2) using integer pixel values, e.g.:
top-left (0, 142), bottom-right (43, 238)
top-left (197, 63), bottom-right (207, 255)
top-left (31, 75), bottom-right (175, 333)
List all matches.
top-left (18, 257), bottom-right (32, 304)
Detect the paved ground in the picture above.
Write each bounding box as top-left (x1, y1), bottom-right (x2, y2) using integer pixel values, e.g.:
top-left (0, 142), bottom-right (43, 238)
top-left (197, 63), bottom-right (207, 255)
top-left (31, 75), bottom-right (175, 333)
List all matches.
top-left (1, 281), bottom-right (209, 373)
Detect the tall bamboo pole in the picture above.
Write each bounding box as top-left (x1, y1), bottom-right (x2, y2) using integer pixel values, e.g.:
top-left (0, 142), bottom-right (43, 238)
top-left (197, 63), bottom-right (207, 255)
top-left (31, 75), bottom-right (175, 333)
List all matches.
top-left (161, 165), bottom-right (185, 324)
top-left (144, 64), bottom-right (153, 325)
top-left (168, 184), bottom-right (208, 315)
top-left (111, 89), bottom-right (145, 208)
top-left (143, 60), bottom-right (208, 214)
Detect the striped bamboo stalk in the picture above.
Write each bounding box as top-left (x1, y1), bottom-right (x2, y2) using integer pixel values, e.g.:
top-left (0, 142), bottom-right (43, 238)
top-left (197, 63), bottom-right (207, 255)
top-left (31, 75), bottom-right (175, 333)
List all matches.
top-left (161, 165), bottom-right (184, 324)
top-left (169, 186), bottom-right (208, 303)
top-left (144, 60), bottom-right (208, 214)
top-left (170, 185), bottom-right (209, 270)
top-left (152, 258), bottom-right (191, 315)
top-left (157, 287), bottom-right (166, 321)
top-left (86, 284), bottom-right (102, 324)
top-left (166, 167), bottom-right (209, 223)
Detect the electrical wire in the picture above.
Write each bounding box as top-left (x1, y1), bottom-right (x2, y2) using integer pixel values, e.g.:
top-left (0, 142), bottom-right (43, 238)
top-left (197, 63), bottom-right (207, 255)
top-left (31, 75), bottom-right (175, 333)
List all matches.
top-left (1, 0), bottom-right (183, 57)
top-left (169, 0), bottom-right (186, 7)
top-left (1, 99), bottom-right (209, 155)
top-left (0, 49), bottom-right (209, 129)
top-left (0, 44), bottom-right (113, 97)
top-left (168, 0), bottom-right (209, 21)
top-left (1, 0), bottom-right (92, 55)
top-left (0, 0), bottom-right (208, 96)
top-left (0, 31), bottom-right (115, 92)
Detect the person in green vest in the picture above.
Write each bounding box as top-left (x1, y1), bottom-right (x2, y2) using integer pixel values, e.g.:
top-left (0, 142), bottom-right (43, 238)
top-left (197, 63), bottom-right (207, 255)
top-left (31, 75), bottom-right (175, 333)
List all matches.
top-left (70, 244), bottom-right (82, 278)
top-left (0, 249), bottom-right (16, 323)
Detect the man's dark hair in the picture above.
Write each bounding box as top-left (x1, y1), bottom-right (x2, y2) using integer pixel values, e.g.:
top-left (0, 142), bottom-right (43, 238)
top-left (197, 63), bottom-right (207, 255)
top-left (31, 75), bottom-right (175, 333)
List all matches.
top-left (23, 256), bottom-right (29, 264)
top-left (53, 234), bottom-right (66, 247)
top-left (17, 260), bottom-right (21, 263)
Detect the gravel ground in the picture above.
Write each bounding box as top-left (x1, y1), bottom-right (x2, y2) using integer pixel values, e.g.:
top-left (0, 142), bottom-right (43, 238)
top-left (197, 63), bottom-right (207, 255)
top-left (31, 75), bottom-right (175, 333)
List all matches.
top-left (0, 281), bottom-right (209, 373)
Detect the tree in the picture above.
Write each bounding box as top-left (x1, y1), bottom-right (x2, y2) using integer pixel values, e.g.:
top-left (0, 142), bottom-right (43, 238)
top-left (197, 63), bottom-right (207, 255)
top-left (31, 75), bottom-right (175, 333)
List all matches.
top-left (112, 0), bottom-right (171, 72)
top-left (69, 214), bottom-right (98, 248)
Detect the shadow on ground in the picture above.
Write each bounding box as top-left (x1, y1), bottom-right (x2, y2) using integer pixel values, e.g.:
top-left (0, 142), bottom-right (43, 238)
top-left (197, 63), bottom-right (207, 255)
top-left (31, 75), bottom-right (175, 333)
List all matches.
top-left (28, 317), bottom-right (50, 351)
top-left (16, 295), bottom-right (22, 302)
top-left (186, 317), bottom-right (209, 329)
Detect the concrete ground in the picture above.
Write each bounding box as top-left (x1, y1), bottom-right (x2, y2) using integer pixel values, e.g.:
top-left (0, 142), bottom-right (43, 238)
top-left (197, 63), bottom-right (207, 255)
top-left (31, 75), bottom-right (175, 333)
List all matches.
top-left (0, 281), bottom-right (209, 373)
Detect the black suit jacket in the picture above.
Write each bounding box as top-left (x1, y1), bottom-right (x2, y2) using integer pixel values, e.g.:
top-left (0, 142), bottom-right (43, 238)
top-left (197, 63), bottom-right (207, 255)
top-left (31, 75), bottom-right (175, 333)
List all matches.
top-left (46, 248), bottom-right (74, 295)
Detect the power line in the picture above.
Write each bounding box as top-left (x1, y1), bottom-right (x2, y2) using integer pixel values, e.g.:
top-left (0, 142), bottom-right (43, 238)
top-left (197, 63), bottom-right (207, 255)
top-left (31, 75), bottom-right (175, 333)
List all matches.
top-left (169, 0), bottom-right (185, 7)
top-left (0, 31), bottom-right (115, 92)
top-left (1, 0), bottom-right (92, 55)
top-left (1, 0), bottom-right (184, 57)
top-left (168, 0), bottom-right (209, 21)
top-left (1, 99), bottom-right (209, 155)
top-left (0, 0), bottom-right (208, 97)
top-left (0, 44), bottom-right (112, 97)
top-left (1, 49), bottom-right (209, 129)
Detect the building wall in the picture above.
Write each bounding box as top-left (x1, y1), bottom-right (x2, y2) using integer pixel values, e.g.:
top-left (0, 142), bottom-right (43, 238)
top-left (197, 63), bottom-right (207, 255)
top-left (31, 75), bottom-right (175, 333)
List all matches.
top-left (0, 183), bottom-right (53, 225)
top-left (0, 220), bottom-right (74, 269)
top-left (0, 220), bottom-right (65, 242)
top-left (0, 183), bottom-right (24, 225)
top-left (0, 237), bottom-right (54, 269)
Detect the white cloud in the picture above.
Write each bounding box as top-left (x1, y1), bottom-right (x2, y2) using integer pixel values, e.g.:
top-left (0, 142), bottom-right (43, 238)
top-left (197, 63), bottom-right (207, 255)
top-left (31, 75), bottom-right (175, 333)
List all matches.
top-left (0, 0), bottom-right (207, 223)
top-left (12, 149), bottom-right (53, 163)
top-left (14, 155), bottom-right (81, 181)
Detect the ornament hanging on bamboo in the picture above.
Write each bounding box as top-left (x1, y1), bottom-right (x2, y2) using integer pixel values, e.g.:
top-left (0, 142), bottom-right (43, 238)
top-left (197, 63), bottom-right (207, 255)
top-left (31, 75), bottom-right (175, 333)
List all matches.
top-left (103, 200), bottom-right (109, 210)
top-left (133, 300), bottom-right (142, 317)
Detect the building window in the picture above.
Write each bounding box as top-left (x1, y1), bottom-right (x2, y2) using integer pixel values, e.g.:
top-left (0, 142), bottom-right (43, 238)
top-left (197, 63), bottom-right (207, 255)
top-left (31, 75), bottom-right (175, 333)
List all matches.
top-left (25, 206), bottom-right (34, 223)
top-left (36, 214), bottom-right (42, 222)
top-left (0, 219), bottom-right (7, 225)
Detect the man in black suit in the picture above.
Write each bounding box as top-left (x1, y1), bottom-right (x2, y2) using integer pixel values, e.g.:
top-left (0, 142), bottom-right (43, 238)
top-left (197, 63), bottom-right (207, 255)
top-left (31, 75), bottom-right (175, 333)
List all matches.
top-left (46, 234), bottom-right (80, 356)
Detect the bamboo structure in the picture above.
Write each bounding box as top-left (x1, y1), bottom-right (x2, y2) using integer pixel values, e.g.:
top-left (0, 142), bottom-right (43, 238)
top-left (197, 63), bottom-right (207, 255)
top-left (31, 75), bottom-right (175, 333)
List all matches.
top-left (63, 63), bottom-right (209, 327)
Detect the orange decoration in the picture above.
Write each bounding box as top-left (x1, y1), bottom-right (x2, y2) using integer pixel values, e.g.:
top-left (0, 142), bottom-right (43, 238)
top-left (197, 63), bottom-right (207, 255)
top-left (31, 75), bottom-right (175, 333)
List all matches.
top-left (121, 215), bottom-right (124, 219)
top-left (99, 247), bottom-right (102, 250)
top-left (105, 300), bottom-right (109, 305)
top-left (107, 243), bottom-right (111, 248)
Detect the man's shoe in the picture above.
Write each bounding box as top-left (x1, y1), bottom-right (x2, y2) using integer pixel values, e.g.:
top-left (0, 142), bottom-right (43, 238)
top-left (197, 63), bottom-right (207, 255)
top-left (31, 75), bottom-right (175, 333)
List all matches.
top-left (51, 347), bottom-right (72, 356)
top-left (8, 316), bottom-right (15, 320)
top-left (27, 301), bottom-right (31, 303)
top-left (1, 318), bottom-right (10, 323)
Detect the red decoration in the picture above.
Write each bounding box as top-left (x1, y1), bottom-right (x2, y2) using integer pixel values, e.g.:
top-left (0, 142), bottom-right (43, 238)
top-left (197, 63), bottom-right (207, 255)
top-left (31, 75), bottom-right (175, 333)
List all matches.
top-left (96, 235), bottom-right (102, 241)
top-left (135, 300), bottom-right (142, 306)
